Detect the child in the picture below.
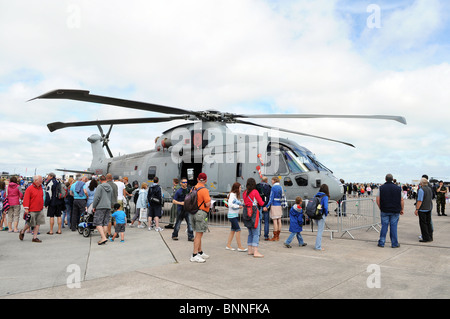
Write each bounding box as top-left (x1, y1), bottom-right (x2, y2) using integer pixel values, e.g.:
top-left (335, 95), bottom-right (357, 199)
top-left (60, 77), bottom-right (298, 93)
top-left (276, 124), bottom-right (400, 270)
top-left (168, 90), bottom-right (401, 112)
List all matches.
top-left (110, 203), bottom-right (126, 242)
top-left (284, 196), bottom-right (307, 248)
top-left (225, 182), bottom-right (247, 252)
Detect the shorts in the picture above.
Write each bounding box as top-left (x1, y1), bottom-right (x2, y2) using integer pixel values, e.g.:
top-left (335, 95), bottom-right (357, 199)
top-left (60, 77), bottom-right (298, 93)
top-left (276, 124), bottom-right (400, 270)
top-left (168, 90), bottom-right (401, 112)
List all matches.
top-left (47, 205), bottom-right (62, 218)
top-left (149, 205), bottom-right (162, 218)
top-left (229, 217), bottom-right (241, 232)
top-left (28, 210), bottom-right (46, 227)
top-left (190, 210), bottom-right (208, 233)
top-left (8, 205), bottom-right (21, 223)
top-left (93, 208), bottom-right (111, 227)
top-left (115, 223), bottom-right (126, 233)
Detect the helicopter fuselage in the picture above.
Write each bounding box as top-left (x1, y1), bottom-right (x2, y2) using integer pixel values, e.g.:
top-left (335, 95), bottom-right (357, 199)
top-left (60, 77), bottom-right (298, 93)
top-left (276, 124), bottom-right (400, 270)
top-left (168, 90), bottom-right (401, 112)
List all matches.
top-left (87, 122), bottom-right (344, 201)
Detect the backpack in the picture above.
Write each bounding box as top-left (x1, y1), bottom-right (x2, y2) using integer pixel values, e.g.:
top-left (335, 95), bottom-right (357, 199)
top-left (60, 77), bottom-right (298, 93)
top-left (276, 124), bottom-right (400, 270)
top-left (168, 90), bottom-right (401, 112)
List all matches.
top-left (305, 194), bottom-right (325, 220)
top-left (148, 185), bottom-right (162, 205)
top-left (184, 186), bottom-right (205, 214)
top-left (256, 183), bottom-right (271, 206)
top-left (133, 190), bottom-right (140, 204)
top-left (55, 182), bottom-right (68, 199)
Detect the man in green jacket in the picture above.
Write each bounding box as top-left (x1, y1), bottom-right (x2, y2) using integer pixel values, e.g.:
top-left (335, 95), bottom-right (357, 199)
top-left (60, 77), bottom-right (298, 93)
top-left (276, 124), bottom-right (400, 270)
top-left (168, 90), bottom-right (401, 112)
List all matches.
top-left (436, 180), bottom-right (447, 216)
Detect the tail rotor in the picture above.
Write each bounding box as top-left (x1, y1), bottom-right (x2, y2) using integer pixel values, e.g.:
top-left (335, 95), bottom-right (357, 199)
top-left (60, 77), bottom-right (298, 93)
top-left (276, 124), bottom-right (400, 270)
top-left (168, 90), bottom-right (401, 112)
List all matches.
top-left (97, 124), bottom-right (114, 158)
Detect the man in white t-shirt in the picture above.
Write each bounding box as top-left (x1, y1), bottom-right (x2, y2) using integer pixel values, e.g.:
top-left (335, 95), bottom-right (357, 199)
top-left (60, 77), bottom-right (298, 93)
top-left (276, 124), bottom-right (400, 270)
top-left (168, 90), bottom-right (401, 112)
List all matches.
top-left (114, 176), bottom-right (125, 210)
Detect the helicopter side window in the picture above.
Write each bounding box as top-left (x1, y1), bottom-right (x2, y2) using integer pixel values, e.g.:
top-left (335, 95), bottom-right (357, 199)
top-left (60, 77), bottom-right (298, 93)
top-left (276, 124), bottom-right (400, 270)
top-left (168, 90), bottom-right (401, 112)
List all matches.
top-left (236, 163), bottom-right (243, 178)
top-left (148, 166), bottom-right (157, 180)
top-left (284, 177), bottom-right (293, 187)
top-left (295, 175), bottom-right (308, 187)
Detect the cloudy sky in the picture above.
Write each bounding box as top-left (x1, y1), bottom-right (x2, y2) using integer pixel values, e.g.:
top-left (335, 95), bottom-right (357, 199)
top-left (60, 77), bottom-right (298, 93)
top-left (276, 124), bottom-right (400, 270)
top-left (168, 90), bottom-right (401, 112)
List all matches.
top-left (1, 0), bottom-right (449, 183)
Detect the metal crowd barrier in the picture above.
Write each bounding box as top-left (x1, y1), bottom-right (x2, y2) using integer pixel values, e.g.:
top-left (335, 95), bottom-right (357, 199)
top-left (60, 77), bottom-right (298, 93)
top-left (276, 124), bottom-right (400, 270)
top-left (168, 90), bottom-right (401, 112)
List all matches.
top-left (336, 198), bottom-right (381, 239)
top-left (158, 196), bottom-right (380, 240)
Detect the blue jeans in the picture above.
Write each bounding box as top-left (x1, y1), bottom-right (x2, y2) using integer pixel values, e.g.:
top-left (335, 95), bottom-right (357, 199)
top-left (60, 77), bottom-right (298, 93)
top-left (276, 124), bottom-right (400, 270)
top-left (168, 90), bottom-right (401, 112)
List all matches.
top-left (172, 209), bottom-right (193, 240)
top-left (314, 215), bottom-right (326, 250)
top-left (285, 232), bottom-right (304, 245)
top-left (62, 198), bottom-right (71, 228)
top-left (261, 210), bottom-right (270, 239)
top-left (247, 215), bottom-right (261, 247)
top-left (378, 212), bottom-right (400, 247)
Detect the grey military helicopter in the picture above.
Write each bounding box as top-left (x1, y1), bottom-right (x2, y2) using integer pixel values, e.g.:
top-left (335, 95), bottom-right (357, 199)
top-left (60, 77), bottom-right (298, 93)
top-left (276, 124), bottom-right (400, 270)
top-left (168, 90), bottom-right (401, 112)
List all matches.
top-left (30, 89), bottom-right (406, 201)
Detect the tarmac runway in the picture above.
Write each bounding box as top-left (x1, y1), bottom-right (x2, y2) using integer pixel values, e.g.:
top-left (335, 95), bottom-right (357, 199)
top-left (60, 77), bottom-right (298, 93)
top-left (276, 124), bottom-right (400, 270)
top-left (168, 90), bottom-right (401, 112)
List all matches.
top-left (1, 198), bottom-right (450, 300)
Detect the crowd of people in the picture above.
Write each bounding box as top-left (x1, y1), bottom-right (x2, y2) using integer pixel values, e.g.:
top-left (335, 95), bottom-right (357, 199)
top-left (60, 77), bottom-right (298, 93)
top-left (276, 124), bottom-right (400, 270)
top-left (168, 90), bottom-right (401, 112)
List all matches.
top-left (342, 182), bottom-right (376, 197)
top-left (0, 172), bottom-right (447, 262)
top-left (0, 171), bottom-right (331, 262)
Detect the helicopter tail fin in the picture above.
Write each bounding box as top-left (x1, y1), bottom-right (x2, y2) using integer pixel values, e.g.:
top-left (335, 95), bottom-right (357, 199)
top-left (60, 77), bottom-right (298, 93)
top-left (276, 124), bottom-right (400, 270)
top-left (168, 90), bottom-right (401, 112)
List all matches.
top-left (88, 134), bottom-right (107, 172)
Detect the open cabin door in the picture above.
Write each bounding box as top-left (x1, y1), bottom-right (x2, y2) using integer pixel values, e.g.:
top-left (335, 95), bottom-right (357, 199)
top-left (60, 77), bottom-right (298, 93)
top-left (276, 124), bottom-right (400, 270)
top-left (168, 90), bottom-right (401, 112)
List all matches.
top-left (180, 161), bottom-right (202, 188)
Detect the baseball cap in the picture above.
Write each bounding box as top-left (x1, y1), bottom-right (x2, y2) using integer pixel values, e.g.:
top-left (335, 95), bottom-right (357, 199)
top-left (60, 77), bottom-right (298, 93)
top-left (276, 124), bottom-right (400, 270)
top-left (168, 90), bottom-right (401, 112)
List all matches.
top-left (198, 173), bottom-right (207, 181)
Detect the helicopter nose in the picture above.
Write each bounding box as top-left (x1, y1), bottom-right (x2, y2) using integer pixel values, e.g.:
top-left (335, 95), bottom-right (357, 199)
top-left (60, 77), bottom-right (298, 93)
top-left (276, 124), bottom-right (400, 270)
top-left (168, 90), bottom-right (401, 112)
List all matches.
top-left (324, 176), bottom-right (344, 201)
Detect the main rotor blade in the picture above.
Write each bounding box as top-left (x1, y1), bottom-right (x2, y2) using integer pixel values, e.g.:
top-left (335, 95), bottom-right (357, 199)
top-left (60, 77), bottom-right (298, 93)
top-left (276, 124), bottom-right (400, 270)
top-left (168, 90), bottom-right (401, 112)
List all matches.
top-left (56, 168), bottom-right (96, 175)
top-left (31, 89), bottom-right (199, 117)
top-left (47, 116), bottom-right (188, 132)
top-left (234, 114), bottom-right (407, 125)
top-left (97, 124), bottom-right (104, 136)
top-left (234, 119), bottom-right (355, 148)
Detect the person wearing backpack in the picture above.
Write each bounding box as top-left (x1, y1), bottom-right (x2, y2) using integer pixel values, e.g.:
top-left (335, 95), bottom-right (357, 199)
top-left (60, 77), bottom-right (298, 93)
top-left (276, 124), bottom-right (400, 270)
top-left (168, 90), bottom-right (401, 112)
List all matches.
top-left (171, 177), bottom-right (194, 241)
top-left (45, 173), bottom-right (64, 235)
top-left (147, 177), bottom-right (163, 232)
top-left (313, 184), bottom-right (330, 251)
top-left (189, 173), bottom-right (211, 263)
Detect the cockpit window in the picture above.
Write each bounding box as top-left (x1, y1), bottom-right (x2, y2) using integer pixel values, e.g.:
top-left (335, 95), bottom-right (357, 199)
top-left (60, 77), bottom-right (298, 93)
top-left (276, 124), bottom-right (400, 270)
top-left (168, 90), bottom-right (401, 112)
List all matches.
top-left (267, 142), bottom-right (331, 174)
top-left (283, 150), bottom-right (309, 173)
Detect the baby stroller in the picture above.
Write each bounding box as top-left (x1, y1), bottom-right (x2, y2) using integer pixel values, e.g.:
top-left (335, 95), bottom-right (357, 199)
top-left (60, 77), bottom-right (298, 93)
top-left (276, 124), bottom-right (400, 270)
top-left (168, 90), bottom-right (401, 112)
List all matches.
top-left (78, 205), bottom-right (96, 237)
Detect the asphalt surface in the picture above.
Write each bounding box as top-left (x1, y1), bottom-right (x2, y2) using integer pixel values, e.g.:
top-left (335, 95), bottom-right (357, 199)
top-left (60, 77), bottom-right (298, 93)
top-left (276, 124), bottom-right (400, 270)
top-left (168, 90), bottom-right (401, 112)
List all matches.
top-left (1, 196), bottom-right (450, 300)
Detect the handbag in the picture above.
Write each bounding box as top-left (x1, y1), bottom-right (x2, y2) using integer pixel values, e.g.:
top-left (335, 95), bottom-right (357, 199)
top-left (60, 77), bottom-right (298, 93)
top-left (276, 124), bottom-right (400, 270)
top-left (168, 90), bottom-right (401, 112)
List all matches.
top-left (243, 206), bottom-right (258, 229)
top-left (23, 211), bottom-right (31, 222)
top-left (139, 208), bottom-right (148, 222)
top-left (2, 197), bottom-right (10, 213)
top-left (281, 194), bottom-right (288, 208)
top-left (2, 188), bottom-right (10, 213)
